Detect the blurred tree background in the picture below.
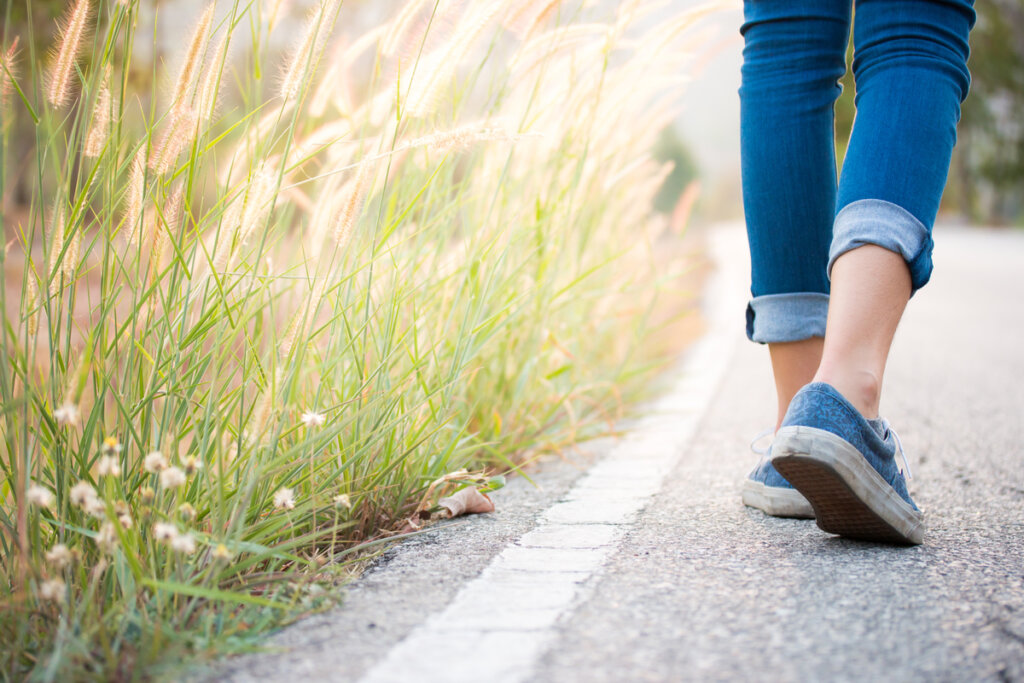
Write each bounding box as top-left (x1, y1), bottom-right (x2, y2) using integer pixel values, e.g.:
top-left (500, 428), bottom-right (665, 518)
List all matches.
top-left (835, 0), bottom-right (1024, 225)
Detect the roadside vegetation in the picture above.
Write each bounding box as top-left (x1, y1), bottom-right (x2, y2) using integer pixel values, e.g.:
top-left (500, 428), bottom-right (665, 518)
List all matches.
top-left (0, 0), bottom-right (711, 678)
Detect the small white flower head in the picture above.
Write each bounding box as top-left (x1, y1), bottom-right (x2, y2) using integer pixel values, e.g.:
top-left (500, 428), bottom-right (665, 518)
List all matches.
top-left (45, 544), bottom-right (74, 568)
top-left (27, 483), bottom-right (55, 509)
top-left (170, 532), bottom-right (197, 554)
top-left (54, 401), bottom-right (81, 428)
top-left (114, 503), bottom-right (133, 529)
top-left (38, 578), bottom-right (66, 604)
top-left (140, 486), bottom-right (156, 504)
top-left (143, 451), bottom-right (169, 473)
top-left (333, 493), bottom-right (352, 510)
top-left (183, 455), bottom-right (202, 476)
top-left (212, 543), bottom-right (232, 560)
top-left (95, 522), bottom-right (119, 553)
top-left (100, 436), bottom-right (123, 457)
top-left (153, 521), bottom-right (179, 543)
top-left (273, 487), bottom-right (295, 510)
top-left (84, 496), bottom-right (107, 519)
top-left (300, 410), bottom-right (326, 428)
top-left (69, 480), bottom-right (97, 508)
top-left (178, 502), bottom-right (196, 521)
top-left (159, 466), bottom-right (187, 489)
top-left (96, 455), bottom-right (121, 478)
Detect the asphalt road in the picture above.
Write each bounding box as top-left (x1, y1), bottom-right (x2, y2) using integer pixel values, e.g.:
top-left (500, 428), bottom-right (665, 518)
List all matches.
top-left (204, 224), bottom-right (1024, 683)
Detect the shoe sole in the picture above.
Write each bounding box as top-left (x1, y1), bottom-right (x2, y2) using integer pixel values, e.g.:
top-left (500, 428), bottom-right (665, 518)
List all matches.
top-left (771, 426), bottom-right (924, 545)
top-left (741, 479), bottom-right (815, 519)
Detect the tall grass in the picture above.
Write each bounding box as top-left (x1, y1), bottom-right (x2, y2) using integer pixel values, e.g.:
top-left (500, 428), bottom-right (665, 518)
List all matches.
top-left (0, 0), bottom-right (715, 678)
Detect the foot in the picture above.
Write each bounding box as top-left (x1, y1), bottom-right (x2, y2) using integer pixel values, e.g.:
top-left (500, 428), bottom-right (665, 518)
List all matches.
top-left (742, 439), bottom-right (815, 520)
top-left (771, 382), bottom-right (923, 545)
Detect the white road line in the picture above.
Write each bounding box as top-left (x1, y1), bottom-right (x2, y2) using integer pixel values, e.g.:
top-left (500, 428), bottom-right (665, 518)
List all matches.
top-left (358, 227), bottom-right (748, 683)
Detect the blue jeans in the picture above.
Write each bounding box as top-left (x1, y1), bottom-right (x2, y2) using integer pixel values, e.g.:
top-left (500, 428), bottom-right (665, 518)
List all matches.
top-left (740, 0), bottom-right (975, 343)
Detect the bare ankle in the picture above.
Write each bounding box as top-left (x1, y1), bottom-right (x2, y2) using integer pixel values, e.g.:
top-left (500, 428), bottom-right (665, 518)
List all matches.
top-left (813, 368), bottom-right (881, 418)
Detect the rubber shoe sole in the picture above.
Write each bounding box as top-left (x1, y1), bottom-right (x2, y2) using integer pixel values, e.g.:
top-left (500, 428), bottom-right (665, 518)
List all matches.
top-left (771, 426), bottom-right (924, 545)
top-left (741, 479), bottom-right (815, 519)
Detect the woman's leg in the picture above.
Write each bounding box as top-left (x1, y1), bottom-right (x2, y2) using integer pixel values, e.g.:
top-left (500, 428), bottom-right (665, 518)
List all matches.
top-left (739, 0), bottom-right (851, 424)
top-left (817, 0), bottom-right (975, 418)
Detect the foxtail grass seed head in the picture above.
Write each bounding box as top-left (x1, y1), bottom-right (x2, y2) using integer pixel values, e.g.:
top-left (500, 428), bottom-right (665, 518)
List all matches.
top-left (171, 533), bottom-right (197, 555)
top-left (198, 32), bottom-right (230, 122)
top-left (159, 466), bottom-right (186, 489)
top-left (45, 544), bottom-right (73, 569)
top-left (125, 147), bottom-right (146, 247)
top-left (27, 484), bottom-right (55, 509)
top-left (47, 203), bottom-right (67, 296)
top-left (273, 487), bottom-right (295, 510)
top-left (47, 0), bottom-right (91, 107)
top-left (84, 66), bottom-right (112, 157)
top-left (143, 451), bottom-right (168, 473)
top-left (96, 455), bottom-right (121, 478)
top-left (54, 401), bottom-right (81, 428)
top-left (300, 411), bottom-right (325, 428)
top-left (332, 166), bottom-right (370, 245)
top-left (23, 272), bottom-right (40, 337)
top-left (171, 3), bottom-right (214, 110)
top-left (280, 4), bottom-right (327, 101)
top-left (38, 578), bottom-right (66, 604)
top-left (149, 106), bottom-right (198, 174)
top-left (1, 37), bottom-right (20, 107)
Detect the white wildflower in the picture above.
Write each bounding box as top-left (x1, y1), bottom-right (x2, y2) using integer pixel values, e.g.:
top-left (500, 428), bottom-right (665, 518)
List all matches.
top-left (38, 578), bottom-right (66, 603)
top-left (159, 466), bottom-right (186, 489)
top-left (153, 521), bottom-right (179, 543)
top-left (273, 487), bottom-right (295, 510)
top-left (54, 401), bottom-right (81, 428)
top-left (170, 532), bottom-right (197, 555)
top-left (212, 543), bottom-right (232, 560)
top-left (300, 410), bottom-right (326, 428)
top-left (69, 480), bottom-right (97, 508)
top-left (333, 493), bottom-right (351, 509)
top-left (95, 522), bottom-right (118, 552)
top-left (100, 436), bottom-right (122, 456)
top-left (143, 451), bottom-right (168, 473)
top-left (84, 496), bottom-right (106, 518)
top-left (45, 544), bottom-right (73, 568)
top-left (96, 455), bottom-right (121, 478)
top-left (27, 483), bottom-right (55, 509)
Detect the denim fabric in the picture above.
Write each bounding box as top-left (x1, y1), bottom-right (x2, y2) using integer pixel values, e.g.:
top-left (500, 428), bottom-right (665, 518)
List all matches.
top-left (777, 382), bottom-right (918, 510)
top-left (746, 292), bottom-right (829, 343)
top-left (740, 0), bottom-right (975, 343)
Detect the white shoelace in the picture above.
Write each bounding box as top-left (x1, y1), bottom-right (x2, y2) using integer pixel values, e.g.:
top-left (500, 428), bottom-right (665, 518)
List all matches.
top-left (879, 418), bottom-right (913, 480)
top-left (749, 427), bottom-right (774, 457)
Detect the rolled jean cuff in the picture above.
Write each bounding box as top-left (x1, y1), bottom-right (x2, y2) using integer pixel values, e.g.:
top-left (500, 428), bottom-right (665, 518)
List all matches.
top-left (745, 292), bottom-right (829, 343)
top-left (828, 199), bottom-right (934, 292)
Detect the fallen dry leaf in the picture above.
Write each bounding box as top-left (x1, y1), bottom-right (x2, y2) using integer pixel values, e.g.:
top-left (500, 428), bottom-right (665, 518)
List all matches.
top-left (437, 487), bottom-right (495, 518)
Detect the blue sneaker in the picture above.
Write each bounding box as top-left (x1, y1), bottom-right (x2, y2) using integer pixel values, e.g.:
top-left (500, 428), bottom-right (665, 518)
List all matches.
top-left (742, 431), bottom-right (815, 519)
top-left (771, 382), bottom-right (924, 545)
